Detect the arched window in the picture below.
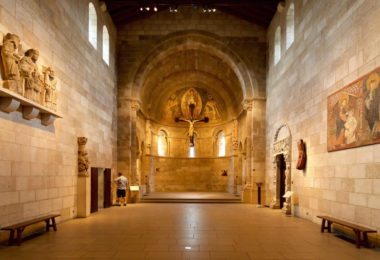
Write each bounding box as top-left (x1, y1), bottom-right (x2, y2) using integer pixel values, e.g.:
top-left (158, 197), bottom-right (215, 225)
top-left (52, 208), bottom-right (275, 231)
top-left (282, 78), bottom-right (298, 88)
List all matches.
top-left (102, 26), bottom-right (109, 65)
top-left (217, 132), bottom-right (226, 157)
top-left (189, 146), bottom-right (195, 158)
top-left (286, 4), bottom-right (295, 49)
top-left (157, 130), bottom-right (168, 156)
top-left (274, 27), bottom-right (281, 65)
top-left (88, 3), bottom-right (97, 49)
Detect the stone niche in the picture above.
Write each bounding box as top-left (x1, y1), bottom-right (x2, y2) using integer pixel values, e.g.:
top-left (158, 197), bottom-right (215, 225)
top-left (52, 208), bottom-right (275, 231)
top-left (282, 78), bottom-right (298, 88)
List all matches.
top-left (0, 32), bottom-right (61, 125)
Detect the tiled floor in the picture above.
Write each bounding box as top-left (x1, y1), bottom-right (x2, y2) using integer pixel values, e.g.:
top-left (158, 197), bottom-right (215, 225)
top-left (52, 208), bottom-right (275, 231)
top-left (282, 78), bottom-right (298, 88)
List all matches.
top-left (0, 203), bottom-right (379, 259)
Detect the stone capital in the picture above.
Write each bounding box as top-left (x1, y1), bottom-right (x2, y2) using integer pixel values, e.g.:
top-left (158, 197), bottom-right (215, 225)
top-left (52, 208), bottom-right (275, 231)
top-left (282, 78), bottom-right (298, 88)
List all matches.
top-left (131, 100), bottom-right (140, 111)
top-left (242, 99), bottom-right (253, 111)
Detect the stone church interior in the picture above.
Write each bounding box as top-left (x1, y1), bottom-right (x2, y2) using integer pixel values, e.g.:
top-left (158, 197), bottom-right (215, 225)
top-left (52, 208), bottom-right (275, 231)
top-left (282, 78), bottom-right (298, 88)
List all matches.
top-left (0, 0), bottom-right (380, 259)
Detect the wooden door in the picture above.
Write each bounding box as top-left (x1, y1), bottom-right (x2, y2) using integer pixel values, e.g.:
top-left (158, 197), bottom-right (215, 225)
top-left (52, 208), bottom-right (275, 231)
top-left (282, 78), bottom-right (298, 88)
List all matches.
top-left (103, 168), bottom-right (112, 208)
top-left (90, 168), bottom-right (98, 213)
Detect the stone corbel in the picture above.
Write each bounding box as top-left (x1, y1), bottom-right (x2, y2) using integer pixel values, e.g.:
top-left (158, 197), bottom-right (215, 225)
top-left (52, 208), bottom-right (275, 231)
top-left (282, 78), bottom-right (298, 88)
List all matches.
top-left (41, 113), bottom-right (57, 126)
top-left (0, 85), bottom-right (62, 125)
top-left (23, 106), bottom-right (40, 119)
top-left (0, 97), bottom-right (20, 112)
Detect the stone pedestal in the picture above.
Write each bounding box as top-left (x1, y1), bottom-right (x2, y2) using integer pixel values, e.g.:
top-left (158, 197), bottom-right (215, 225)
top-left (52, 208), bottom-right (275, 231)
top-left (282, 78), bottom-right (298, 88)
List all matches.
top-left (77, 177), bottom-right (90, 218)
top-left (241, 186), bottom-right (253, 203)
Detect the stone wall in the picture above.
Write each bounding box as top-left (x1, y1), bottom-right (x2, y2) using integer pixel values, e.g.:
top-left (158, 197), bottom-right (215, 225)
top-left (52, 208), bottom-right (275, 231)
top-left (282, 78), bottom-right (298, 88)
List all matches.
top-left (152, 156), bottom-right (232, 192)
top-left (267, 0), bottom-right (380, 231)
top-left (0, 0), bottom-right (117, 226)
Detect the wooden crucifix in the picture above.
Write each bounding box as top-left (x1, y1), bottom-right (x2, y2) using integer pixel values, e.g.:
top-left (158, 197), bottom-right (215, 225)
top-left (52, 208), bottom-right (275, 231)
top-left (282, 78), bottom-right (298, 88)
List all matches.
top-left (175, 103), bottom-right (209, 147)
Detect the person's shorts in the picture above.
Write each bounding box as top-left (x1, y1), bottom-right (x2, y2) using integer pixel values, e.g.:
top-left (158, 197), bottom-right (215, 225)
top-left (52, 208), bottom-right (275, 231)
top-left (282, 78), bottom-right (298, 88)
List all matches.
top-left (117, 189), bottom-right (126, 198)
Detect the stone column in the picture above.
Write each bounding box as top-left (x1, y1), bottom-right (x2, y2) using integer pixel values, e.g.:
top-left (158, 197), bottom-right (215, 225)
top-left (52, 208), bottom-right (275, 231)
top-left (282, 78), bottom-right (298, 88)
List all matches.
top-left (117, 98), bottom-right (132, 183)
top-left (130, 100), bottom-right (140, 185)
top-left (145, 119), bottom-right (152, 155)
top-left (251, 99), bottom-right (266, 205)
top-left (242, 99), bottom-right (253, 202)
top-left (228, 120), bottom-right (239, 194)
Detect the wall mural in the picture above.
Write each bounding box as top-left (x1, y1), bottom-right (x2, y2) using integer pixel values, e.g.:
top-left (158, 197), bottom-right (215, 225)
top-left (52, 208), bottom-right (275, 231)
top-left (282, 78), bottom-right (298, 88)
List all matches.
top-left (327, 67), bottom-right (380, 151)
top-left (162, 88), bottom-right (222, 123)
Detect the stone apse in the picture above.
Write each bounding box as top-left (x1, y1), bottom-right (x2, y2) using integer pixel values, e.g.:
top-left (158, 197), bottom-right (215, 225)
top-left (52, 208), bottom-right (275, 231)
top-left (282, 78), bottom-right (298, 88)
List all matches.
top-left (117, 14), bottom-right (267, 200)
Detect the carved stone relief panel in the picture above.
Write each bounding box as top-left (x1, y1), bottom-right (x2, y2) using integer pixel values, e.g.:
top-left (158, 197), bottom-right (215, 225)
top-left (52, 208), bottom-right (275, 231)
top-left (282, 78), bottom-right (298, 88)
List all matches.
top-left (0, 32), bottom-right (61, 125)
top-left (78, 137), bottom-right (90, 177)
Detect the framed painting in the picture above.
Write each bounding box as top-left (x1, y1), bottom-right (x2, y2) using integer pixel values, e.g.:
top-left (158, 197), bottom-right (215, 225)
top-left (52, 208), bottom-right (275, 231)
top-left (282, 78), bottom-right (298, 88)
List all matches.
top-left (327, 67), bottom-right (380, 152)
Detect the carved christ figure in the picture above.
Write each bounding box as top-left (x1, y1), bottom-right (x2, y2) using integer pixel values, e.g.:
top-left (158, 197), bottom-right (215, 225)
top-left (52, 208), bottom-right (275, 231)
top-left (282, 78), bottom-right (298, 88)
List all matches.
top-left (175, 116), bottom-right (209, 147)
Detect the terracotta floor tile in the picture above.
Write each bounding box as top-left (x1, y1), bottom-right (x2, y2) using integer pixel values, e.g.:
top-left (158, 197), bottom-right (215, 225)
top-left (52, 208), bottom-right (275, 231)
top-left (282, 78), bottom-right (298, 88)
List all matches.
top-left (0, 204), bottom-right (378, 260)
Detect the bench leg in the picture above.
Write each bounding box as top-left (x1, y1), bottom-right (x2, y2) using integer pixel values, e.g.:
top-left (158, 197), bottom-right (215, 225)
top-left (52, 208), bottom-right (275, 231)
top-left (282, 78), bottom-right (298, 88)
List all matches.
top-left (363, 232), bottom-right (369, 248)
top-left (354, 230), bottom-right (361, 249)
top-left (16, 227), bottom-right (24, 246)
top-left (320, 219), bottom-right (326, 233)
top-left (8, 229), bottom-right (15, 245)
top-left (327, 221), bottom-right (332, 233)
top-left (51, 217), bottom-right (57, 231)
top-left (45, 219), bottom-right (50, 232)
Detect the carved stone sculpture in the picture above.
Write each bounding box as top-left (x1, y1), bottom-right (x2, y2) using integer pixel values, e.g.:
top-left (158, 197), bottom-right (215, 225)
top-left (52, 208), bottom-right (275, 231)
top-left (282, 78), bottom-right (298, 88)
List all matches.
top-left (1, 33), bottom-right (22, 94)
top-left (43, 67), bottom-right (57, 110)
top-left (20, 49), bottom-right (43, 103)
top-left (78, 137), bottom-right (90, 177)
top-left (296, 139), bottom-right (307, 170)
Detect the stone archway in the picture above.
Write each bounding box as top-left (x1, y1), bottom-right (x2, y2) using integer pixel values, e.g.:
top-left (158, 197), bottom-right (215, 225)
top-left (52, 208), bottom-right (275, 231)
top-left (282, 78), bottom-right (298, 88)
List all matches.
top-left (270, 124), bottom-right (292, 215)
top-left (130, 30), bottom-right (260, 103)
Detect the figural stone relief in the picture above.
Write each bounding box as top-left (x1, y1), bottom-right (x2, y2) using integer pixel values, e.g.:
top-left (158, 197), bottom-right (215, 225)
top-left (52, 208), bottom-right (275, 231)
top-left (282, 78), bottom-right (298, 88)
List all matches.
top-left (0, 32), bottom-right (60, 126)
top-left (1, 33), bottom-right (22, 94)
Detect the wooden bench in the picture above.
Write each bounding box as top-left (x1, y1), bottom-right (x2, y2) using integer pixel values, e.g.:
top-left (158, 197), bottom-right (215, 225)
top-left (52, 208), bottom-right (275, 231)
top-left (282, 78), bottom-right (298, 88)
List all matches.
top-left (1, 214), bottom-right (60, 246)
top-left (317, 215), bottom-right (377, 248)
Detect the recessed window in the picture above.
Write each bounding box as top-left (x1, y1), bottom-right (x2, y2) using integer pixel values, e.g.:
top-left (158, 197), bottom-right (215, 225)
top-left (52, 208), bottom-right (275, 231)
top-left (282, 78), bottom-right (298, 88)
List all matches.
top-left (88, 3), bottom-right (97, 49)
top-left (274, 26), bottom-right (281, 65)
top-left (157, 130), bottom-right (168, 156)
top-left (102, 26), bottom-right (109, 65)
top-left (189, 146), bottom-right (195, 158)
top-left (286, 3), bottom-right (295, 49)
top-left (217, 131), bottom-right (226, 157)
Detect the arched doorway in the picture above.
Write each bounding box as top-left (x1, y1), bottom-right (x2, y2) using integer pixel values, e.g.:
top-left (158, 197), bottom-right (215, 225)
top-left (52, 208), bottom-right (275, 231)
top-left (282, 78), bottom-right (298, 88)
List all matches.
top-left (270, 124), bottom-right (292, 215)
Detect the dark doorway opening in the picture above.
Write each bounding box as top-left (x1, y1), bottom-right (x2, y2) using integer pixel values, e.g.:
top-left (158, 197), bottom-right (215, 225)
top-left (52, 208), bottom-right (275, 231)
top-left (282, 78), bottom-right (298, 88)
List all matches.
top-left (276, 154), bottom-right (286, 209)
top-left (91, 168), bottom-right (112, 213)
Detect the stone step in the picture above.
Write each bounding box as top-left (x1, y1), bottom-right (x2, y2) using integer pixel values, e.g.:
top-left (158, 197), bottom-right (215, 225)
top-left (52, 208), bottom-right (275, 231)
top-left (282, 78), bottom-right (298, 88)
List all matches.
top-left (139, 198), bottom-right (241, 203)
top-left (139, 192), bottom-right (241, 203)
